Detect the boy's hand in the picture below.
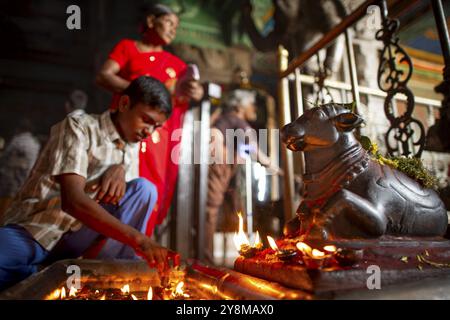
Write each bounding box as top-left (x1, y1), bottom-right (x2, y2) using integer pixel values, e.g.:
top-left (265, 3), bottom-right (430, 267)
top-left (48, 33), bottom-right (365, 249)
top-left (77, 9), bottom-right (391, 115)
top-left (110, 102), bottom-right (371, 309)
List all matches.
top-left (92, 164), bottom-right (126, 205)
top-left (135, 235), bottom-right (169, 272)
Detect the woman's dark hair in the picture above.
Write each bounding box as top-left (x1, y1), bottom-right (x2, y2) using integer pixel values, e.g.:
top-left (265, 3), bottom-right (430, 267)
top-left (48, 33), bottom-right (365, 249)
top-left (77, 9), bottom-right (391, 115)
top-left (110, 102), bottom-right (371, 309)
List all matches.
top-left (123, 76), bottom-right (172, 116)
top-left (139, 3), bottom-right (175, 33)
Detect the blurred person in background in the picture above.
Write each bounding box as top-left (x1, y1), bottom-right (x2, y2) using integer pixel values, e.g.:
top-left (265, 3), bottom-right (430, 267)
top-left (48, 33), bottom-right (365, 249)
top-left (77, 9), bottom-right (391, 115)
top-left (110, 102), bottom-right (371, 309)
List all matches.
top-left (65, 89), bottom-right (88, 117)
top-left (0, 119), bottom-right (40, 218)
top-left (205, 89), bottom-right (282, 264)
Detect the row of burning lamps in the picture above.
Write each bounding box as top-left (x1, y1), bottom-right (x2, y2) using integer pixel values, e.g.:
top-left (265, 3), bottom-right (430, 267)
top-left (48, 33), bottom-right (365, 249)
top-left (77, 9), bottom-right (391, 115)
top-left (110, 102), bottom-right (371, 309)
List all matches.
top-left (233, 213), bottom-right (340, 264)
top-left (47, 281), bottom-right (189, 300)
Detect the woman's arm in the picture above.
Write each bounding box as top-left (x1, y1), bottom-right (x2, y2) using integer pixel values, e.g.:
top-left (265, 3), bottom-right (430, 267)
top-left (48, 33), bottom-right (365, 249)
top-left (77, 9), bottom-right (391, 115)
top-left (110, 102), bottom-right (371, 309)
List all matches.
top-left (180, 80), bottom-right (204, 102)
top-left (95, 59), bottom-right (131, 93)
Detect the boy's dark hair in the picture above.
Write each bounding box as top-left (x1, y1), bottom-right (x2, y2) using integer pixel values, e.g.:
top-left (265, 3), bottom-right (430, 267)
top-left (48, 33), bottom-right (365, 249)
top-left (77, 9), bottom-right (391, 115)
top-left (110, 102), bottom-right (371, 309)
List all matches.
top-left (123, 76), bottom-right (172, 116)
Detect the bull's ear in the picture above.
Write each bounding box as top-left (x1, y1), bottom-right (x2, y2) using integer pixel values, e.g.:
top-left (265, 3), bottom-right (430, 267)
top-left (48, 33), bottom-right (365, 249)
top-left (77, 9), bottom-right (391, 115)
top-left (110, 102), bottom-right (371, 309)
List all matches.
top-left (334, 112), bottom-right (364, 131)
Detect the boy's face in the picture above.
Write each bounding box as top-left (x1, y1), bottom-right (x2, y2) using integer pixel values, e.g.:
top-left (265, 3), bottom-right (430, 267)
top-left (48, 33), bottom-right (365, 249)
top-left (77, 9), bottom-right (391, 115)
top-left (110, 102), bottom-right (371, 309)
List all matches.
top-left (117, 96), bottom-right (168, 143)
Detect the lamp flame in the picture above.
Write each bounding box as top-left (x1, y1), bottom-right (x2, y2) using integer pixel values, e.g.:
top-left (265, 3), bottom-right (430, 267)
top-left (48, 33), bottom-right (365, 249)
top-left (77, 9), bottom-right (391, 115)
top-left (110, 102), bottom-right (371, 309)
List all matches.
top-left (312, 249), bottom-right (326, 258)
top-left (254, 231), bottom-right (262, 248)
top-left (296, 242), bottom-right (312, 255)
top-left (60, 287), bottom-right (66, 299)
top-left (121, 284), bottom-right (130, 294)
top-left (46, 288), bottom-right (61, 300)
top-left (233, 212), bottom-right (250, 251)
top-left (69, 286), bottom-right (77, 297)
top-left (267, 236), bottom-right (279, 251)
top-left (323, 245), bottom-right (337, 253)
top-left (147, 287), bottom-right (153, 300)
top-left (173, 281), bottom-right (190, 298)
top-left (175, 281), bottom-right (184, 295)
top-left (297, 242), bottom-right (328, 259)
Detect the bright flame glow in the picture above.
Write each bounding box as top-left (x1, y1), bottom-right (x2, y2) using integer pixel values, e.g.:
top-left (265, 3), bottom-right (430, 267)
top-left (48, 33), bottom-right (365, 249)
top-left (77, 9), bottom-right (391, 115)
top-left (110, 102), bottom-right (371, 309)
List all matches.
top-left (147, 287), bottom-right (153, 300)
top-left (175, 282), bottom-right (184, 295)
top-left (296, 242), bottom-right (312, 254)
top-left (121, 284), bottom-right (130, 294)
top-left (254, 231), bottom-right (262, 248)
top-left (233, 212), bottom-right (250, 250)
top-left (69, 286), bottom-right (77, 297)
top-left (323, 245), bottom-right (337, 253)
top-left (60, 287), bottom-right (66, 299)
top-left (131, 294), bottom-right (138, 300)
top-left (312, 249), bottom-right (326, 258)
top-left (267, 236), bottom-right (279, 251)
top-left (47, 288), bottom-right (61, 300)
top-left (173, 281), bottom-right (190, 298)
top-left (100, 294), bottom-right (106, 300)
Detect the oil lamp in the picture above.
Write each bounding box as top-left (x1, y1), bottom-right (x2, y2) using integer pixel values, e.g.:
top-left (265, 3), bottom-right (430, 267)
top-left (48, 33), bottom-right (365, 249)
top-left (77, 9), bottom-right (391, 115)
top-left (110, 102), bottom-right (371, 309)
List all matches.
top-left (334, 248), bottom-right (364, 266)
top-left (234, 213), bottom-right (263, 258)
top-left (296, 242), bottom-right (336, 268)
top-left (267, 236), bottom-right (297, 261)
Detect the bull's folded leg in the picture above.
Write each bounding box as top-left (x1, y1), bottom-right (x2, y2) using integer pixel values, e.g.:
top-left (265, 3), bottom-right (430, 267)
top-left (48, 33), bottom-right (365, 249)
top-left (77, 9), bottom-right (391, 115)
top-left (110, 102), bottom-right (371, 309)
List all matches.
top-left (320, 190), bottom-right (387, 238)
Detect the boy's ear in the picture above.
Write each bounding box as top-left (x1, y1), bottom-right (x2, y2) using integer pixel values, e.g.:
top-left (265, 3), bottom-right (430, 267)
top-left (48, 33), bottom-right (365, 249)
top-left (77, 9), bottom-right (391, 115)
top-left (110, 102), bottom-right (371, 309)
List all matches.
top-left (118, 95), bottom-right (130, 112)
top-left (334, 112), bottom-right (364, 132)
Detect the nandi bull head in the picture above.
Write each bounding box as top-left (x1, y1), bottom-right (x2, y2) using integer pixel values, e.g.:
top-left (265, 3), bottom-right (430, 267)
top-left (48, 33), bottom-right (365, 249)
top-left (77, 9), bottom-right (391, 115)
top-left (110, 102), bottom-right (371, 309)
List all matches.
top-left (281, 103), bottom-right (363, 153)
top-left (281, 103), bottom-right (447, 240)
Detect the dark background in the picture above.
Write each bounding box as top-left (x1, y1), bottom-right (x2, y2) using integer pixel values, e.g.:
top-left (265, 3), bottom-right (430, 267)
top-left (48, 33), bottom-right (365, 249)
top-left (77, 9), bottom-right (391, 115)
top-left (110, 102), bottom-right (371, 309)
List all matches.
top-left (0, 0), bottom-right (154, 140)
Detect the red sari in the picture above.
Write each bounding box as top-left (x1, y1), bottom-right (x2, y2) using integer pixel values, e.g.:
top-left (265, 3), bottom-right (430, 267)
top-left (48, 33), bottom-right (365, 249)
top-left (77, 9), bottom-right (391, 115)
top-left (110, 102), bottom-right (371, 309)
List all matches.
top-left (109, 39), bottom-right (188, 236)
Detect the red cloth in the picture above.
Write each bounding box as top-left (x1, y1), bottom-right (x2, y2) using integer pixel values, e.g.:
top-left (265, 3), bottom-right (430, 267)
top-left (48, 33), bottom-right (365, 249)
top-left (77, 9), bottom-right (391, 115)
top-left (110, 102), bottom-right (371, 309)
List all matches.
top-left (109, 39), bottom-right (188, 236)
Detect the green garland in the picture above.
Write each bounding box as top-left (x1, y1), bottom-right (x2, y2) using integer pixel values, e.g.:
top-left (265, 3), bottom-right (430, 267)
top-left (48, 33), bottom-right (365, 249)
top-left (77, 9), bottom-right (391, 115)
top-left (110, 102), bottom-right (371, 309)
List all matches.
top-left (359, 136), bottom-right (438, 190)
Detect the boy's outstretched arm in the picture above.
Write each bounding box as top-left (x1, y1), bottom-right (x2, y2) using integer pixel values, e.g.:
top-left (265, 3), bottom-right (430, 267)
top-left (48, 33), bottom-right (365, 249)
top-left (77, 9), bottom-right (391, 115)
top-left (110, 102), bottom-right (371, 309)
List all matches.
top-left (56, 173), bottom-right (168, 270)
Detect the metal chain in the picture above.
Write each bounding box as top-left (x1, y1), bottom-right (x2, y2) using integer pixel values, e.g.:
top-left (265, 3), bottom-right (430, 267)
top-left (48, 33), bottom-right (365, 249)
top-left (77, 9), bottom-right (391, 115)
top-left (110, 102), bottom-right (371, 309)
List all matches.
top-left (376, 0), bottom-right (425, 157)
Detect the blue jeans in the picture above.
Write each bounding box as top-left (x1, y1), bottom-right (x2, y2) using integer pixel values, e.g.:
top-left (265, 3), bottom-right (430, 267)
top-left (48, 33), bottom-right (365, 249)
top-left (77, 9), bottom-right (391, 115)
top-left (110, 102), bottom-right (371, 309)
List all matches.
top-left (0, 178), bottom-right (157, 291)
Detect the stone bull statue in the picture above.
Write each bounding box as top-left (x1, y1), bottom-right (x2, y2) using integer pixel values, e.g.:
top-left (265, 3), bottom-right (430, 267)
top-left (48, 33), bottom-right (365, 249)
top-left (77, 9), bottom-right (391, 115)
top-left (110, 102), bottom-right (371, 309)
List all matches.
top-left (241, 0), bottom-right (348, 73)
top-left (281, 103), bottom-right (448, 240)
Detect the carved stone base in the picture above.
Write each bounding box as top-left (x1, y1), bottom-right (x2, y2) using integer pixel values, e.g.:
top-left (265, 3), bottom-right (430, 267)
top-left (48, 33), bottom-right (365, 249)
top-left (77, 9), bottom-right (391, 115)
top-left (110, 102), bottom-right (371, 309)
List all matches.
top-left (234, 237), bottom-right (450, 297)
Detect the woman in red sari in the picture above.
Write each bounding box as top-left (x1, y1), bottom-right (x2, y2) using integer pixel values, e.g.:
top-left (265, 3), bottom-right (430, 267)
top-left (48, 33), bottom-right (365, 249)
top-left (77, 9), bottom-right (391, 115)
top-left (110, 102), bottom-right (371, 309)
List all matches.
top-left (96, 4), bottom-right (203, 236)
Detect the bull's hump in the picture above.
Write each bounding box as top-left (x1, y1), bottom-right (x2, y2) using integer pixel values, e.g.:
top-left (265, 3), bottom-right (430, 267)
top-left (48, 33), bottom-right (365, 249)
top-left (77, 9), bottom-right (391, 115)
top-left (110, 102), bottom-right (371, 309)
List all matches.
top-left (381, 164), bottom-right (437, 205)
